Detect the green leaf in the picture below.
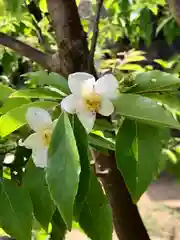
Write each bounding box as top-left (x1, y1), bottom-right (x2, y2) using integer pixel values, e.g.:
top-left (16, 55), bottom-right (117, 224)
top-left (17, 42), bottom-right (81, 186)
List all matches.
top-left (118, 64), bottom-right (144, 72)
top-left (114, 94), bottom-right (180, 129)
top-left (10, 88), bottom-right (62, 99)
top-left (26, 71), bottom-right (70, 95)
top-left (156, 16), bottom-right (173, 36)
top-left (0, 101), bottom-right (57, 137)
top-left (46, 112), bottom-right (80, 230)
top-left (23, 165), bottom-right (56, 231)
top-left (48, 72), bottom-right (70, 95)
top-left (0, 97), bottom-right (30, 114)
top-left (153, 59), bottom-right (174, 69)
top-left (143, 93), bottom-right (180, 112)
top-left (0, 83), bottom-right (14, 101)
top-left (131, 70), bottom-right (180, 92)
top-left (0, 179), bottom-right (32, 240)
top-left (51, 209), bottom-right (67, 240)
top-left (39, 0), bottom-right (47, 12)
top-left (140, 8), bottom-right (152, 47)
top-left (3, 0), bottom-right (24, 15)
top-left (163, 149), bottom-right (177, 164)
top-left (79, 171), bottom-right (113, 240)
top-left (125, 55), bottom-right (146, 63)
top-left (89, 133), bottom-right (115, 151)
top-left (116, 119), bottom-right (163, 202)
top-left (94, 119), bottom-right (114, 131)
top-left (73, 116), bottom-right (90, 219)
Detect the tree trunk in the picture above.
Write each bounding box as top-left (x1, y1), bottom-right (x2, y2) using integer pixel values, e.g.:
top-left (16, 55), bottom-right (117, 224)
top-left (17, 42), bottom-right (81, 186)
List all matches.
top-left (96, 152), bottom-right (150, 240)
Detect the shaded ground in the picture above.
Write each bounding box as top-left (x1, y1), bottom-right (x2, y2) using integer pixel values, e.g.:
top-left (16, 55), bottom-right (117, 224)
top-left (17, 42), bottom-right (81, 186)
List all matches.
top-left (138, 175), bottom-right (180, 240)
top-left (66, 175), bottom-right (180, 239)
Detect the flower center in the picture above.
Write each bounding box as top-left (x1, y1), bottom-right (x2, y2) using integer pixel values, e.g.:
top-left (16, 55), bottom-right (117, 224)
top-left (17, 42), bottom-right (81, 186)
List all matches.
top-left (84, 92), bottom-right (101, 112)
top-left (42, 128), bottom-right (52, 146)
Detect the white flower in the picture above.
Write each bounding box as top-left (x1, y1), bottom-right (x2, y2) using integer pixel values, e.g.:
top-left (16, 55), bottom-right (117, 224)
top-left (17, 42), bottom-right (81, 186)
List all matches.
top-left (20, 107), bottom-right (56, 168)
top-left (61, 72), bottom-right (118, 133)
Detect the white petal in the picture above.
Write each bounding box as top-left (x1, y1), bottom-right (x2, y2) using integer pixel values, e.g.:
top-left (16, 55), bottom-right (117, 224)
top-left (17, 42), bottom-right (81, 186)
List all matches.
top-left (98, 98), bottom-right (114, 116)
top-left (61, 94), bottom-right (79, 113)
top-left (26, 107), bottom-right (52, 132)
top-left (32, 147), bottom-right (48, 168)
top-left (81, 78), bottom-right (95, 97)
top-left (95, 74), bottom-right (118, 99)
top-left (68, 72), bottom-right (95, 95)
top-left (20, 133), bottom-right (44, 149)
top-left (77, 111), bottom-right (96, 133)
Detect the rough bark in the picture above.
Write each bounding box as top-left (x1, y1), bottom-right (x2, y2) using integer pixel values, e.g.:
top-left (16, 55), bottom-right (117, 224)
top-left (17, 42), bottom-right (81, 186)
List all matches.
top-left (47, 0), bottom-right (92, 76)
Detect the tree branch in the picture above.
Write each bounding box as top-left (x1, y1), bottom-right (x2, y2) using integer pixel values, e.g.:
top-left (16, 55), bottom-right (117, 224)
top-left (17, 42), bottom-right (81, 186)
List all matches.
top-left (88, 0), bottom-right (104, 73)
top-left (0, 33), bottom-right (57, 71)
top-left (24, 0), bottom-right (54, 54)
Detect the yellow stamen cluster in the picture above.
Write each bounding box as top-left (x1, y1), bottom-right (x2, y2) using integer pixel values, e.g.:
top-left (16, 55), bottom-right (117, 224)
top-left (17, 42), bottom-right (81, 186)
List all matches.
top-left (42, 128), bottom-right (52, 146)
top-left (84, 92), bottom-right (101, 112)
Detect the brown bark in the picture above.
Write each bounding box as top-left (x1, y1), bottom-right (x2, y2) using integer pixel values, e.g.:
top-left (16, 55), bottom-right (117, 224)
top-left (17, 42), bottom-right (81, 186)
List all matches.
top-left (167, 0), bottom-right (180, 26)
top-left (47, 0), bottom-right (92, 76)
top-left (0, 33), bottom-right (58, 71)
top-left (96, 152), bottom-right (150, 240)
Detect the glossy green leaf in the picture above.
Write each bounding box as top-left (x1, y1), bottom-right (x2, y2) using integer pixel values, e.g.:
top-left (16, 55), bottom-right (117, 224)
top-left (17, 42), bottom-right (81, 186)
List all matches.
top-left (0, 83), bottom-right (14, 101)
top-left (46, 112), bottom-right (80, 230)
top-left (10, 88), bottom-right (62, 99)
top-left (26, 71), bottom-right (70, 94)
top-left (116, 119), bottom-right (163, 202)
top-left (0, 97), bottom-right (30, 114)
top-left (143, 93), bottom-right (180, 112)
top-left (0, 179), bottom-right (32, 240)
top-left (73, 116), bottom-right (90, 219)
top-left (79, 171), bottom-right (113, 240)
top-left (132, 70), bottom-right (180, 92)
top-left (51, 209), bottom-right (67, 240)
top-left (0, 101), bottom-right (57, 137)
top-left (23, 165), bottom-right (56, 231)
top-left (114, 94), bottom-right (180, 129)
top-left (119, 64), bottom-right (144, 71)
top-left (125, 55), bottom-right (146, 63)
top-left (153, 59), bottom-right (174, 69)
top-left (39, 0), bottom-right (47, 12)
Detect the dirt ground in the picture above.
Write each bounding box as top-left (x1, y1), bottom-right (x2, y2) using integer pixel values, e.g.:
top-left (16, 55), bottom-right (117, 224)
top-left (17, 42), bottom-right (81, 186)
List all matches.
top-left (66, 175), bottom-right (180, 240)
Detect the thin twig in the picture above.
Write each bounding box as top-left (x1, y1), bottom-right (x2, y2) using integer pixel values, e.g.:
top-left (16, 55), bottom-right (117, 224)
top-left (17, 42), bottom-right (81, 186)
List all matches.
top-left (24, 1), bottom-right (54, 54)
top-left (88, 0), bottom-right (104, 73)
